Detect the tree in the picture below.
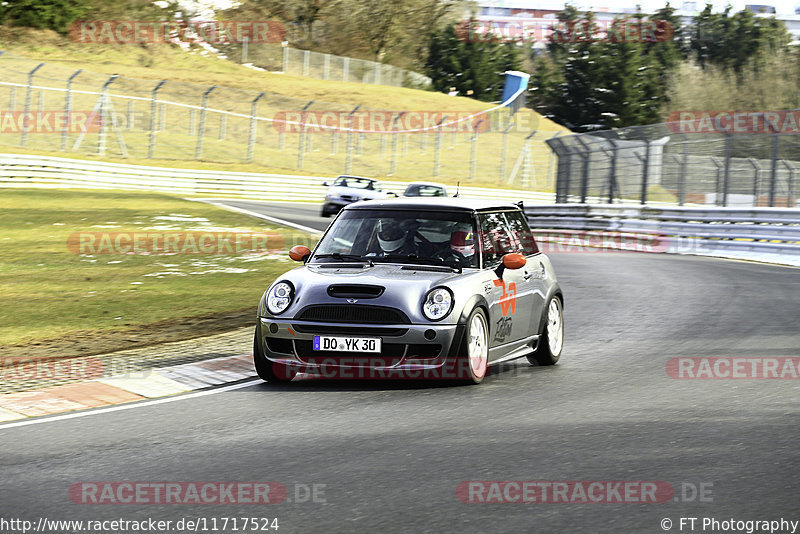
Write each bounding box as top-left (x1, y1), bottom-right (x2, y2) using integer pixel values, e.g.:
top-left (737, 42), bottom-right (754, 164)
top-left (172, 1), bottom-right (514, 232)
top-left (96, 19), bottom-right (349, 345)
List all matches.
top-left (688, 4), bottom-right (790, 72)
top-left (528, 53), bottom-right (563, 117)
top-left (426, 22), bottom-right (521, 102)
top-left (223, 0), bottom-right (341, 46)
top-left (426, 24), bottom-right (463, 94)
top-left (550, 11), bottom-right (606, 130)
top-left (0, 0), bottom-right (85, 33)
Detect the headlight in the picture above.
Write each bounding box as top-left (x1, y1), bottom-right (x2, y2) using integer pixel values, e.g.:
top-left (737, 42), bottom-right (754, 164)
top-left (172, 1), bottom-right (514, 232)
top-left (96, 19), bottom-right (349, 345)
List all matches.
top-left (422, 287), bottom-right (453, 321)
top-left (326, 192), bottom-right (340, 200)
top-left (267, 281), bottom-right (294, 315)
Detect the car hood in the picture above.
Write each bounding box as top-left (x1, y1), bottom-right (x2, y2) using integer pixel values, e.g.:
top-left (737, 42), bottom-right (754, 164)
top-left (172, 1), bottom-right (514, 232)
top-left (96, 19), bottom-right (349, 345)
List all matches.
top-left (270, 263), bottom-right (471, 323)
top-left (328, 186), bottom-right (388, 200)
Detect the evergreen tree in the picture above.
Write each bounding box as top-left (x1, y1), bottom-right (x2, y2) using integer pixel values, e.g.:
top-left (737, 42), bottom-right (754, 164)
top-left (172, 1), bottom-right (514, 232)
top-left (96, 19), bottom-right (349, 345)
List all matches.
top-left (426, 22), bottom-right (521, 102)
top-left (551, 11), bottom-right (605, 130)
top-left (426, 24), bottom-right (464, 94)
top-left (529, 53), bottom-right (564, 117)
top-left (546, 4), bottom-right (582, 64)
top-left (646, 4), bottom-right (685, 72)
top-left (593, 31), bottom-right (648, 128)
top-left (0, 0), bottom-right (85, 32)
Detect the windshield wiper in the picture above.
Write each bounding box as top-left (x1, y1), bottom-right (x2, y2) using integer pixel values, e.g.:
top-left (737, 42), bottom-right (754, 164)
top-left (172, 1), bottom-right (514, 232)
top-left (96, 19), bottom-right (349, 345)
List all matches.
top-left (314, 253), bottom-right (373, 266)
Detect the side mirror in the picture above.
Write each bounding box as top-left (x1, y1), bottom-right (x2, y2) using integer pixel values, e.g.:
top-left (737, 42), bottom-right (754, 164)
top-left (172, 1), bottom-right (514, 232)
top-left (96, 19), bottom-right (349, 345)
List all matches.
top-left (502, 253), bottom-right (526, 270)
top-left (289, 245), bottom-right (311, 262)
top-left (321, 181), bottom-right (329, 187)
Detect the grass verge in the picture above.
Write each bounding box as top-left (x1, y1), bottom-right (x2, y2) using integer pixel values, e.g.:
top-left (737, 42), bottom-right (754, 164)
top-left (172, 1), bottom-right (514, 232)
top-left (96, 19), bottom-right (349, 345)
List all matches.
top-left (0, 188), bottom-right (312, 352)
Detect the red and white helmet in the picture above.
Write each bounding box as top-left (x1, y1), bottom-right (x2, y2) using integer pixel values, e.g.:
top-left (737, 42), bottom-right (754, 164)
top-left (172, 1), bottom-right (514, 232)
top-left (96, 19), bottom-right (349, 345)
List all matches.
top-left (451, 225), bottom-right (475, 257)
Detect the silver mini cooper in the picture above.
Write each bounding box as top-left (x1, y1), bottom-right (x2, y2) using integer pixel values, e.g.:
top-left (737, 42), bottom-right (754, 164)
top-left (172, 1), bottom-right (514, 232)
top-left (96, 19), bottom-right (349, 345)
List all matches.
top-left (254, 198), bottom-right (563, 384)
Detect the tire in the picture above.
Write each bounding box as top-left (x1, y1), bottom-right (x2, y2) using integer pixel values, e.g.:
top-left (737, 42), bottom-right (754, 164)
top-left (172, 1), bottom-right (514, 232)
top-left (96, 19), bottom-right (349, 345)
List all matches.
top-left (320, 207), bottom-right (331, 218)
top-left (528, 296), bottom-right (563, 366)
top-left (253, 327), bottom-right (297, 383)
top-left (453, 307), bottom-right (490, 384)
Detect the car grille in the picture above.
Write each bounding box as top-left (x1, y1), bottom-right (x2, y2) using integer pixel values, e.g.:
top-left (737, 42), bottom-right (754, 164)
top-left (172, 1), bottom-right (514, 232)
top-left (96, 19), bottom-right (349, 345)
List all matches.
top-left (266, 337), bottom-right (294, 355)
top-left (296, 305), bottom-right (410, 324)
top-left (292, 324), bottom-right (408, 336)
top-left (406, 344), bottom-right (442, 359)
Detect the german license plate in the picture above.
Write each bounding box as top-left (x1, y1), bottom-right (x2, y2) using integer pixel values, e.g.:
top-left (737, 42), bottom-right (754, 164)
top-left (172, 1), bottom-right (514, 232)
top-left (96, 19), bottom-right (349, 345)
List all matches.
top-left (313, 335), bottom-right (381, 353)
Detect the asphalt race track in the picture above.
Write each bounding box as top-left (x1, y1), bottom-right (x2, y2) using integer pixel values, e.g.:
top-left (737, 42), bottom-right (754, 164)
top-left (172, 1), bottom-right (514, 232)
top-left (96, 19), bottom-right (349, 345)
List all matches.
top-left (1, 201), bottom-right (799, 533)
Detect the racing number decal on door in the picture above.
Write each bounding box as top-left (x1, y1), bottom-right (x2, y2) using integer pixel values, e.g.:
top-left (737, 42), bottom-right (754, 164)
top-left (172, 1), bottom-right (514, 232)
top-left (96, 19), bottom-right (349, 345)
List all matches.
top-left (493, 280), bottom-right (517, 316)
top-left (492, 280), bottom-right (517, 343)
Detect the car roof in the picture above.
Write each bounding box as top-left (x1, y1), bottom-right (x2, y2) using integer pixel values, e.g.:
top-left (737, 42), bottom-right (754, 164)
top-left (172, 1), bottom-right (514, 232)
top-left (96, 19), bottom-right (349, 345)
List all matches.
top-left (345, 197), bottom-right (520, 212)
top-left (405, 181), bottom-right (446, 188)
top-left (335, 175), bottom-right (375, 182)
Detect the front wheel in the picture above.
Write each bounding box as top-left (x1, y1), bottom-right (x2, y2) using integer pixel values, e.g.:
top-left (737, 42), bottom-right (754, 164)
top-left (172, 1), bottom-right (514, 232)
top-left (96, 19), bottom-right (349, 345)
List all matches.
top-left (253, 329), bottom-right (297, 383)
top-left (528, 296), bottom-right (563, 366)
top-left (454, 308), bottom-right (489, 384)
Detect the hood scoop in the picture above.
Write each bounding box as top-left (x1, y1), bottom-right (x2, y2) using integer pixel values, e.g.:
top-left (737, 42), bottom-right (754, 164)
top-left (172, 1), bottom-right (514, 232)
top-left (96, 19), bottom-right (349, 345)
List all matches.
top-left (327, 284), bottom-right (385, 299)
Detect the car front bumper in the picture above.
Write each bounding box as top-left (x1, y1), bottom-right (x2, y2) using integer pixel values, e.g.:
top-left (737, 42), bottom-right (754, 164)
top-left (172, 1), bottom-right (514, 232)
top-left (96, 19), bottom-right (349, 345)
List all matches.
top-left (257, 317), bottom-right (463, 375)
top-left (322, 200), bottom-right (350, 211)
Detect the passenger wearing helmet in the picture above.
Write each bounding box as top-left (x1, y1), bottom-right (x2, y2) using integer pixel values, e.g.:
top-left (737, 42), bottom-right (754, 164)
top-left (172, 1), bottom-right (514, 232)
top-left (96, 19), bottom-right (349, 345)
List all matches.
top-left (436, 223), bottom-right (477, 267)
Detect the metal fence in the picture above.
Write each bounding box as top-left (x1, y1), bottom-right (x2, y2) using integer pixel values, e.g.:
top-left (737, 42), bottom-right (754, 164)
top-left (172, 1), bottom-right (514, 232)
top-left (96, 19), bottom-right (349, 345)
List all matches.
top-left (546, 123), bottom-right (800, 207)
top-left (234, 42), bottom-right (432, 89)
top-left (524, 203), bottom-right (800, 265)
top-left (0, 153), bottom-right (556, 204)
top-left (0, 51), bottom-right (563, 189)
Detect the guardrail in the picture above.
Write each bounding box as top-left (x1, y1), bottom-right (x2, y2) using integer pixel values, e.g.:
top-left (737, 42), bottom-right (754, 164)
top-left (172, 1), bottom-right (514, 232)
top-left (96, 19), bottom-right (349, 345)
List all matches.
top-left (0, 153), bottom-right (556, 204)
top-left (524, 204), bottom-right (800, 260)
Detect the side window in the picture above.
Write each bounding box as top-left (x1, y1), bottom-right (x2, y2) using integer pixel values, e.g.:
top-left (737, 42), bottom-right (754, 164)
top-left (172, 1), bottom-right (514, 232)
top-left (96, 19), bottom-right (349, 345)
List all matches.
top-left (503, 211), bottom-right (539, 255)
top-left (420, 186), bottom-right (445, 197)
top-left (478, 212), bottom-right (516, 267)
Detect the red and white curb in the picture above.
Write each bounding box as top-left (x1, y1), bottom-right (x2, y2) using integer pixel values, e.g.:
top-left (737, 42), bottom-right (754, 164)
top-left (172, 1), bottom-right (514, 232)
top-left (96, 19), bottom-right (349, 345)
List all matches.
top-left (0, 354), bottom-right (256, 421)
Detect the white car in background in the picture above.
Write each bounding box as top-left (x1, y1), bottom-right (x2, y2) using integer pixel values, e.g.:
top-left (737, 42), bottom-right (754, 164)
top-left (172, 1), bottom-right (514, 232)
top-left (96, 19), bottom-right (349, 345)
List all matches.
top-left (320, 175), bottom-right (395, 217)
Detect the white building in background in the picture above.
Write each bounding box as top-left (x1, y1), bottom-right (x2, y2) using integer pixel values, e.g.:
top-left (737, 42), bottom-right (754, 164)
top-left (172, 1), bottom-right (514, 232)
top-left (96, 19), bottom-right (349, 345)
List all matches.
top-left (470, 0), bottom-right (800, 46)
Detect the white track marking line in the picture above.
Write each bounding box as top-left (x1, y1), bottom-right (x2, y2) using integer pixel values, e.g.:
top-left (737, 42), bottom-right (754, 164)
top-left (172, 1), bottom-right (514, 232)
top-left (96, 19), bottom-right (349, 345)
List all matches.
top-left (188, 198), bottom-right (323, 235)
top-left (0, 379), bottom-right (262, 431)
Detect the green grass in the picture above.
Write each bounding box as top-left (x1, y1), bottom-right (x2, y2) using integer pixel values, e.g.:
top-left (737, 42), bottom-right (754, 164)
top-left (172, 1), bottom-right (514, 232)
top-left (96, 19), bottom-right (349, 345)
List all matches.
top-left (0, 188), bottom-right (315, 346)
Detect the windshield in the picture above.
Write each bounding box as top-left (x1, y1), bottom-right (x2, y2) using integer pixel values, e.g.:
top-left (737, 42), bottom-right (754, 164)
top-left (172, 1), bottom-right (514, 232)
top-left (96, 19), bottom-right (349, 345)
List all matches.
top-left (313, 209), bottom-right (478, 269)
top-left (334, 177), bottom-right (379, 190)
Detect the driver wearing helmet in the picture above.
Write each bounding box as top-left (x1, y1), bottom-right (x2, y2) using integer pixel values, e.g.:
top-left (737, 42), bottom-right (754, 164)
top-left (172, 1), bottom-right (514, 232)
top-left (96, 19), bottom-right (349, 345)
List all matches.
top-left (440, 223), bottom-right (476, 266)
top-left (374, 219), bottom-right (417, 256)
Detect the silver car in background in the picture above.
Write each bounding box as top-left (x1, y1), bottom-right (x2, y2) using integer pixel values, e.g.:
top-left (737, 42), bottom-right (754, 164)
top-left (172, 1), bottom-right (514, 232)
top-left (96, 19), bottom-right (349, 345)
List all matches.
top-left (255, 198), bottom-right (564, 385)
top-left (320, 175), bottom-right (395, 217)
